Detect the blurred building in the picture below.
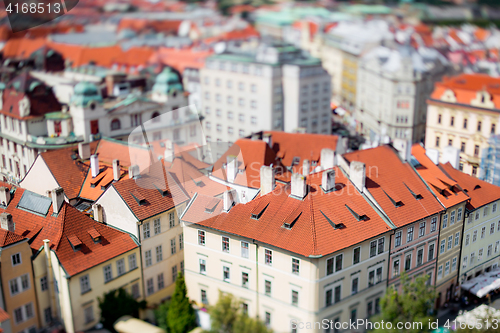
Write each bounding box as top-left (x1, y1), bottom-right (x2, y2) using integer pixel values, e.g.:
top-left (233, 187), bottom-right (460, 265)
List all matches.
top-left (480, 135), bottom-right (500, 186)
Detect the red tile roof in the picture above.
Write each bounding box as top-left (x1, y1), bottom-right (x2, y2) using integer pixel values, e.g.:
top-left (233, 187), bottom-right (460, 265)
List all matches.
top-left (0, 307), bottom-right (9, 323)
top-left (411, 144), bottom-right (469, 209)
top-left (150, 47), bottom-right (213, 73)
top-left (0, 184), bottom-right (138, 276)
top-left (343, 145), bottom-right (444, 227)
top-left (441, 163), bottom-right (500, 211)
top-left (182, 167), bottom-right (392, 257)
top-left (2, 38), bottom-right (47, 58)
top-left (203, 25), bottom-right (260, 44)
top-left (0, 229), bottom-right (26, 247)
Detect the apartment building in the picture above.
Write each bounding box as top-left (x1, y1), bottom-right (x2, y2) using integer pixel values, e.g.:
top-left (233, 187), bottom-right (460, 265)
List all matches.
top-left (356, 46), bottom-right (450, 144)
top-left (343, 146), bottom-right (444, 293)
top-left (200, 41), bottom-right (332, 144)
top-left (181, 164), bottom-right (393, 333)
top-left (412, 145), bottom-right (469, 307)
top-left (0, 224), bottom-right (39, 333)
top-left (442, 163), bottom-right (500, 284)
top-left (425, 74), bottom-right (500, 177)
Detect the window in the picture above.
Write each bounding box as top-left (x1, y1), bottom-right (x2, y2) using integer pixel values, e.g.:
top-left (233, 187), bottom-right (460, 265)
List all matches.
top-left (156, 245), bottom-right (163, 262)
top-left (131, 283), bottom-right (140, 299)
top-left (292, 290), bottom-right (299, 306)
top-left (417, 248), bottom-right (423, 266)
top-left (473, 166), bottom-right (478, 176)
top-left (440, 240), bottom-right (445, 254)
top-left (352, 277), bottom-right (359, 294)
top-left (474, 145), bottom-right (480, 157)
top-left (147, 278), bottom-right (154, 295)
top-left (265, 280), bottom-right (271, 296)
top-left (172, 265), bottom-right (178, 282)
top-left (393, 259), bottom-right (400, 276)
top-left (484, 206), bottom-right (489, 217)
top-left (157, 273), bottom-right (164, 290)
top-left (201, 289), bottom-right (208, 304)
top-left (181, 261), bottom-right (184, 274)
top-left (353, 247), bottom-right (360, 264)
top-left (465, 234), bottom-right (470, 246)
top-left (238, 82), bottom-right (244, 91)
top-left (104, 265), bottom-right (112, 282)
top-left (222, 236), bottom-right (230, 252)
top-left (452, 257), bottom-right (457, 272)
top-left (479, 248), bottom-right (484, 261)
top-left (292, 258), bottom-right (300, 274)
top-left (242, 272), bottom-right (249, 288)
top-left (179, 233), bottom-right (184, 250)
top-left (405, 254), bottom-right (412, 271)
top-left (251, 84), bottom-right (257, 92)
top-left (436, 136), bottom-right (440, 147)
top-left (129, 253), bottom-right (137, 270)
top-left (111, 118), bottom-right (121, 131)
top-left (481, 226), bottom-right (486, 239)
top-left (450, 211), bottom-right (456, 225)
top-left (334, 285), bottom-right (341, 303)
top-left (265, 312), bottom-right (271, 327)
top-left (152, 219), bottom-right (161, 235)
top-left (437, 265), bottom-right (443, 280)
top-left (251, 100), bottom-right (257, 109)
top-left (368, 270), bottom-right (375, 287)
top-left (251, 116), bottom-right (257, 125)
top-left (454, 232), bottom-right (460, 247)
top-left (222, 266), bottom-right (230, 282)
top-left (171, 239), bottom-right (176, 255)
top-left (199, 259), bottom-right (206, 274)
top-left (12, 253), bottom-right (21, 266)
top-left (478, 121), bottom-right (482, 132)
top-left (488, 244), bottom-right (493, 257)
top-left (407, 226), bottom-right (414, 242)
top-left (370, 240), bottom-right (377, 257)
top-left (457, 208), bottom-right (463, 221)
top-left (198, 230), bottom-right (205, 245)
top-left (450, 116), bottom-right (455, 126)
top-left (143, 222), bottom-right (150, 239)
top-left (471, 252), bottom-right (475, 264)
top-left (442, 214), bottom-right (448, 229)
top-left (241, 241), bottom-right (249, 258)
top-left (376, 267), bottom-right (382, 283)
top-left (395, 231), bottom-right (402, 247)
top-left (428, 244), bottom-right (435, 261)
top-left (463, 257), bottom-right (468, 269)
top-left (145, 250), bottom-right (152, 267)
top-left (492, 124), bottom-right (496, 134)
top-left (447, 236), bottom-right (453, 250)
top-left (431, 217), bottom-right (437, 232)
top-left (44, 307), bottom-right (52, 324)
top-left (419, 222), bottom-right (426, 237)
top-left (40, 276), bottom-right (48, 291)
top-left (378, 238), bottom-right (384, 254)
top-left (265, 249), bottom-right (272, 265)
top-left (80, 275), bottom-right (90, 294)
top-left (326, 289), bottom-right (333, 306)
top-left (445, 261), bottom-right (450, 276)
top-left (495, 241), bottom-right (500, 253)
top-left (473, 230), bottom-right (477, 242)
top-left (461, 142), bottom-right (466, 153)
top-left (493, 203), bottom-right (497, 213)
top-left (117, 259), bottom-right (125, 276)
top-left (463, 118), bottom-right (468, 129)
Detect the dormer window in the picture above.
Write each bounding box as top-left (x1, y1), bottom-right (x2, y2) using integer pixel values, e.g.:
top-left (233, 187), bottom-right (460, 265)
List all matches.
top-left (251, 202), bottom-right (269, 220)
top-left (68, 235), bottom-right (82, 251)
top-left (88, 227), bottom-right (102, 243)
top-left (205, 198), bottom-right (219, 213)
top-left (130, 190), bottom-right (147, 206)
top-left (345, 203), bottom-right (367, 221)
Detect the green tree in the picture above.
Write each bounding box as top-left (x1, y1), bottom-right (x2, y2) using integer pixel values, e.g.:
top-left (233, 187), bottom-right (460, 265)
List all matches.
top-left (208, 292), bottom-right (272, 333)
top-left (98, 288), bottom-right (146, 332)
top-left (155, 300), bottom-right (171, 333)
top-left (371, 273), bottom-right (436, 333)
top-left (166, 273), bottom-right (197, 333)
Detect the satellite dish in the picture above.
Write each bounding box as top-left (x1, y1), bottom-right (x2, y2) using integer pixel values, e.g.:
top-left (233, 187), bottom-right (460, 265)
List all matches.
top-left (214, 42), bottom-right (226, 54)
top-left (178, 21), bottom-right (191, 37)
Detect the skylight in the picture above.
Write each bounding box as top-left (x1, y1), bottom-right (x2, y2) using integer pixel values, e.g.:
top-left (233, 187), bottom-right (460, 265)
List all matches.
top-left (345, 203), bottom-right (367, 221)
top-left (17, 191), bottom-right (52, 216)
top-left (320, 210), bottom-right (344, 229)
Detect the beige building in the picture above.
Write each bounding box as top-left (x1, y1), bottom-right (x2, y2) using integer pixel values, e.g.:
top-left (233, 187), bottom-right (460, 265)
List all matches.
top-left (425, 73), bottom-right (500, 177)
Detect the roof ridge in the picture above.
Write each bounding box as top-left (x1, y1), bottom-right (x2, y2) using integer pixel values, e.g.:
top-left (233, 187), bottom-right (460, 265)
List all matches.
top-left (53, 203), bottom-right (68, 251)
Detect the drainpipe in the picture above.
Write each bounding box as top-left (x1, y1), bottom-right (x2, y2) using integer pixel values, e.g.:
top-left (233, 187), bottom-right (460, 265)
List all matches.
top-left (254, 240), bottom-right (259, 319)
top-left (44, 239), bottom-right (57, 321)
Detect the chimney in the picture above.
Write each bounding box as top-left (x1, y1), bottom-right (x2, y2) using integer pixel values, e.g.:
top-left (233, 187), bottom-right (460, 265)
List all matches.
top-left (394, 139), bottom-right (412, 162)
top-left (223, 189), bottom-right (236, 212)
top-left (442, 146), bottom-right (460, 169)
top-left (322, 169), bottom-right (336, 192)
top-left (0, 213), bottom-right (14, 232)
top-left (263, 133), bottom-right (272, 148)
top-left (226, 155), bottom-right (238, 183)
top-left (302, 159), bottom-right (310, 176)
top-left (350, 161), bottom-right (366, 192)
top-left (260, 166), bottom-right (275, 196)
top-left (0, 187), bottom-right (11, 206)
top-left (90, 154), bottom-right (99, 178)
top-left (51, 187), bottom-right (64, 214)
top-left (92, 203), bottom-right (103, 222)
top-left (425, 148), bottom-right (440, 165)
top-left (321, 148), bottom-right (335, 170)
top-left (128, 165), bottom-right (140, 179)
top-left (291, 173), bottom-right (307, 199)
top-left (78, 142), bottom-right (91, 160)
top-left (164, 140), bottom-right (174, 162)
top-left (112, 159), bottom-right (120, 181)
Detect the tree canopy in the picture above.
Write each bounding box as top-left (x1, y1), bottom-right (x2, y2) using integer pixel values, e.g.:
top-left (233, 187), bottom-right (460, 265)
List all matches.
top-left (165, 273), bottom-right (197, 333)
top-left (98, 287), bottom-right (146, 332)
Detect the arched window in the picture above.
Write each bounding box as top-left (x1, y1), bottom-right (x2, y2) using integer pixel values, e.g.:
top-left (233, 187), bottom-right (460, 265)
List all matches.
top-left (151, 112), bottom-right (161, 123)
top-left (111, 118), bottom-right (121, 131)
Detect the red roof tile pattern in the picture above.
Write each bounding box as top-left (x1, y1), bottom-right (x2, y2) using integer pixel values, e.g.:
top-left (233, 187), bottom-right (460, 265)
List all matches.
top-left (441, 163), bottom-right (500, 211)
top-left (149, 48), bottom-right (213, 73)
top-left (0, 184), bottom-right (138, 276)
top-left (0, 307), bottom-right (9, 323)
top-left (182, 167), bottom-right (392, 257)
top-left (343, 145), bottom-right (444, 227)
top-left (0, 229), bottom-right (26, 247)
top-left (412, 144), bottom-right (469, 209)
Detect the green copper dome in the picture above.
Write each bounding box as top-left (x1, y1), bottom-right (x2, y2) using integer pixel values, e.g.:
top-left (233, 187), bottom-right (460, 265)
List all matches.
top-left (152, 68), bottom-right (184, 95)
top-left (71, 82), bottom-right (103, 106)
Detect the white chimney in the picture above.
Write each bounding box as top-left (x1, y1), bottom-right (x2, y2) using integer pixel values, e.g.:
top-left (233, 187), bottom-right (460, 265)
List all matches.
top-left (350, 161), bottom-right (366, 192)
top-left (90, 154), bottom-right (99, 178)
top-left (260, 166), bottom-right (275, 196)
top-left (92, 203), bottom-right (103, 222)
top-left (164, 140), bottom-right (174, 162)
top-left (302, 159), bottom-right (310, 176)
top-left (112, 159), bottom-right (120, 181)
top-left (263, 133), bottom-right (272, 148)
top-left (321, 149), bottom-right (335, 170)
top-left (442, 146), bottom-right (460, 169)
top-left (0, 187), bottom-right (11, 206)
top-left (291, 173), bottom-right (307, 199)
top-left (322, 169), bottom-right (336, 192)
top-left (425, 148), bottom-right (440, 165)
top-left (393, 139), bottom-right (412, 162)
top-left (226, 155), bottom-right (237, 183)
top-left (223, 189), bottom-right (236, 212)
top-left (0, 213), bottom-right (14, 232)
top-left (51, 187), bottom-right (65, 214)
top-left (128, 165), bottom-right (140, 179)
top-left (78, 142), bottom-right (91, 160)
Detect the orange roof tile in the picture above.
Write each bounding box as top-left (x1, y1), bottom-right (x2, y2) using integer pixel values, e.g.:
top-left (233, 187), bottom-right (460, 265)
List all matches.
top-left (0, 229), bottom-right (26, 247)
top-left (151, 47), bottom-right (213, 73)
top-left (343, 145), bottom-right (444, 227)
top-left (2, 37), bottom-right (47, 58)
top-left (411, 144), bottom-right (469, 209)
top-left (182, 167), bottom-right (392, 257)
top-left (474, 28), bottom-right (490, 42)
top-left (0, 307), bottom-right (9, 323)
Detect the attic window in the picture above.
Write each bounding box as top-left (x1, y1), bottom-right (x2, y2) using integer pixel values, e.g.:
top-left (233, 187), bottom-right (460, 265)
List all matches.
top-left (90, 173), bottom-right (106, 188)
top-left (191, 176), bottom-right (204, 187)
top-left (68, 235), bottom-right (82, 251)
top-left (283, 212), bottom-right (301, 230)
top-left (292, 157), bottom-right (300, 166)
top-left (345, 203), bottom-right (367, 221)
top-left (383, 190), bottom-right (403, 207)
top-left (153, 184), bottom-right (169, 197)
top-left (88, 227), bottom-right (101, 243)
top-left (205, 198), bottom-right (219, 213)
top-left (404, 182), bottom-right (422, 200)
top-left (320, 210), bottom-right (344, 229)
top-left (474, 185), bottom-right (481, 190)
top-left (251, 201), bottom-right (269, 220)
top-left (130, 190), bottom-right (147, 206)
